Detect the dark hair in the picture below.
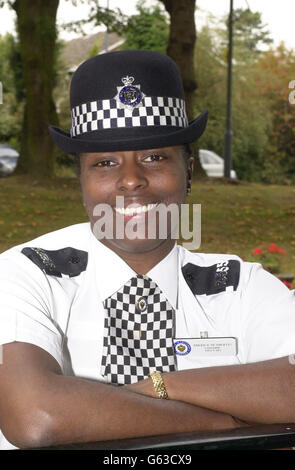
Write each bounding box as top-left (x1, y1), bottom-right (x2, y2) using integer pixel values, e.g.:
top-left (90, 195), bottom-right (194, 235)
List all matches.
top-left (75, 144), bottom-right (193, 177)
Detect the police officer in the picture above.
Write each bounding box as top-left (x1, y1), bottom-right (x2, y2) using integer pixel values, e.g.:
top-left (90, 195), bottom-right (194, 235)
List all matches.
top-left (0, 50), bottom-right (295, 450)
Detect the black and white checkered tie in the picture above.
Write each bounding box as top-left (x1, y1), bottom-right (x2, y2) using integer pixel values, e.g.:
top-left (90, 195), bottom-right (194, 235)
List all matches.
top-left (101, 274), bottom-right (176, 385)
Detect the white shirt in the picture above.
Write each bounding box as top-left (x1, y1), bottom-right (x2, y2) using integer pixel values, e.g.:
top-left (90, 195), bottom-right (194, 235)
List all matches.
top-left (0, 222), bottom-right (295, 449)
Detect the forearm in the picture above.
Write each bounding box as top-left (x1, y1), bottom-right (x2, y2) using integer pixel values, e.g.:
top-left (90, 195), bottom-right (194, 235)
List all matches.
top-left (163, 356), bottom-right (295, 423)
top-left (30, 373), bottom-right (238, 448)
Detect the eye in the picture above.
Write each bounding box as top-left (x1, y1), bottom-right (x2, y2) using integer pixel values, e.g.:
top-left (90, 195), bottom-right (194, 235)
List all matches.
top-left (143, 153), bottom-right (166, 163)
top-left (93, 160), bottom-right (116, 167)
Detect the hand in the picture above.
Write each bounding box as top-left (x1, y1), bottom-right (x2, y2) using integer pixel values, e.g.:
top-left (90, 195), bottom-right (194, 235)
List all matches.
top-left (124, 377), bottom-right (157, 398)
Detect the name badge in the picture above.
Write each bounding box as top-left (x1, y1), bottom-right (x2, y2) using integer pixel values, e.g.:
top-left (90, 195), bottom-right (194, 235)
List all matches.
top-left (173, 337), bottom-right (238, 357)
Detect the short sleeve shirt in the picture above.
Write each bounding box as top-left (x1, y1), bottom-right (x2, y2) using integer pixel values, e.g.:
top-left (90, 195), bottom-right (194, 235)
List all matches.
top-left (1, 222), bottom-right (295, 449)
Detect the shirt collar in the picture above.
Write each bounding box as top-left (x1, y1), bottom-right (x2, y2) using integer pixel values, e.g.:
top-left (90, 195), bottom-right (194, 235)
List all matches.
top-left (90, 228), bottom-right (178, 309)
top-left (146, 243), bottom-right (178, 309)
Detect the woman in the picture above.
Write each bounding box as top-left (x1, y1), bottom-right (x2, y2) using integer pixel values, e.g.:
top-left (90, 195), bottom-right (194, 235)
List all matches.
top-left (0, 50), bottom-right (295, 450)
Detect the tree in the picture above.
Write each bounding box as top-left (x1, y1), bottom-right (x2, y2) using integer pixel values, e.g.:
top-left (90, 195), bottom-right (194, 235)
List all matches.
top-left (228, 9), bottom-right (274, 181)
top-left (193, 8), bottom-right (279, 182)
top-left (159, 0), bottom-right (206, 178)
top-left (253, 44), bottom-right (295, 183)
top-left (0, 0), bottom-right (60, 177)
top-left (193, 22), bottom-right (272, 183)
top-left (233, 8), bottom-right (273, 56)
top-left (120, 1), bottom-right (168, 54)
top-left (13, 0), bottom-right (59, 176)
top-left (61, 0), bottom-right (128, 36)
top-left (159, 0), bottom-right (197, 120)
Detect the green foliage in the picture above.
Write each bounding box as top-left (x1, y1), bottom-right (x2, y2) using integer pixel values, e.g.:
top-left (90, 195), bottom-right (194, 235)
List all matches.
top-left (61, 0), bottom-right (128, 36)
top-left (0, 33), bottom-right (23, 146)
top-left (53, 36), bottom-right (75, 169)
top-left (0, 34), bottom-right (17, 92)
top-left (62, 0), bottom-right (169, 53)
top-left (252, 45), bottom-right (295, 183)
top-left (216, 7), bottom-right (273, 68)
top-left (194, 10), bottom-right (295, 184)
top-left (233, 8), bottom-right (273, 54)
top-left (88, 37), bottom-right (102, 58)
top-left (195, 25), bottom-right (269, 182)
top-left (194, 26), bottom-right (226, 159)
top-left (6, 33), bottom-right (25, 102)
top-left (56, 151), bottom-right (76, 168)
top-left (0, 24), bottom-right (63, 153)
top-left (120, 1), bottom-right (169, 53)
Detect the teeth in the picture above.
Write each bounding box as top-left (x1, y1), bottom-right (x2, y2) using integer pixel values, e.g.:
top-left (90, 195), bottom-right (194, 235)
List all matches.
top-left (115, 203), bottom-right (157, 215)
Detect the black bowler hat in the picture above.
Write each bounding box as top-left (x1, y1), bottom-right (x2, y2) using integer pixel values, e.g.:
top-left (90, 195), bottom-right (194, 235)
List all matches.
top-left (49, 49), bottom-right (208, 153)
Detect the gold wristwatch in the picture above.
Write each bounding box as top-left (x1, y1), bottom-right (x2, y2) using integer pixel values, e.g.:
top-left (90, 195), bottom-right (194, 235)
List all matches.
top-left (148, 371), bottom-right (168, 399)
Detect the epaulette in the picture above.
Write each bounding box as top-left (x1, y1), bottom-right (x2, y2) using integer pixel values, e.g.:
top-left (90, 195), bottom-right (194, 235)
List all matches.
top-left (21, 246), bottom-right (88, 278)
top-left (182, 259), bottom-right (240, 296)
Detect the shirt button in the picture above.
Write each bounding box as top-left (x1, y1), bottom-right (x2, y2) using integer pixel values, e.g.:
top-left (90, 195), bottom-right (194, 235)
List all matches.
top-left (136, 296), bottom-right (147, 313)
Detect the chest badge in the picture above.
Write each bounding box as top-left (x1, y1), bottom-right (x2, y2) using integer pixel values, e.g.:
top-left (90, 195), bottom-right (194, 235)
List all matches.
top-left (114, 75), bottom-right (145, 109)
top-left (174, 340), bottom-right (191, 356)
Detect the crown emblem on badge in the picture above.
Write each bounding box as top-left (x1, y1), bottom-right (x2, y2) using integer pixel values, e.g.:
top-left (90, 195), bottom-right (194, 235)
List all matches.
top-left (121, 76), bottom-right (134, 86)
top-left (114, 75), bottom-right (145, 110)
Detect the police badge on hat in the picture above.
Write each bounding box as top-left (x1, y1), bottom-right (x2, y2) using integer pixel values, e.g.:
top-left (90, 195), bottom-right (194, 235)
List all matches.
top-left (114, 75), bottom-right (145, 110)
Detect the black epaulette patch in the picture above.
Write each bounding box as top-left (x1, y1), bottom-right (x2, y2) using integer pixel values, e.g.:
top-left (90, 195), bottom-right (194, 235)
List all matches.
top-left (21, 247), bottom-right (88, 278)
top-left (182, 260), bottom-right (240, 296)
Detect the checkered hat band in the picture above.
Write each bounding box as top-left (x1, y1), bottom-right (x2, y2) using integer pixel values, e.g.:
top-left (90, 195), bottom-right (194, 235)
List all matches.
top-left (101, 274), bottom-right (176, 385)
top-left (70, 96), bottom-right (188, 137)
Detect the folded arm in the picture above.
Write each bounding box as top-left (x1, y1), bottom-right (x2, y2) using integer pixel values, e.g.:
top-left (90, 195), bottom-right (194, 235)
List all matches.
top-left (0, 342), bottom-right (242, 449)
top-left (126, 356), bottom-right (295, 424)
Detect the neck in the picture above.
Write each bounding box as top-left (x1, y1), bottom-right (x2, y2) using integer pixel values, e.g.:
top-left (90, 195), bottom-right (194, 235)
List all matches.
top-left (99, 238), bottom-right (176, 274)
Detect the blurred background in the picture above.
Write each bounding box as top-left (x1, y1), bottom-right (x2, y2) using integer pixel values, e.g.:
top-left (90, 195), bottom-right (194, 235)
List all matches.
top-left (0, 0), bottom-right (295, 282)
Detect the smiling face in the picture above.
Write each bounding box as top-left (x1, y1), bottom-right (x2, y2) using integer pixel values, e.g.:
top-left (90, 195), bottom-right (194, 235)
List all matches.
top-left (79, 145), bottom-right (193, 271)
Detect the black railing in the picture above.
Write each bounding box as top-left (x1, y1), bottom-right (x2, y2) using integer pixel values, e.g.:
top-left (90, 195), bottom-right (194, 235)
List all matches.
top-left (35, 423), bottom-right (295, 450)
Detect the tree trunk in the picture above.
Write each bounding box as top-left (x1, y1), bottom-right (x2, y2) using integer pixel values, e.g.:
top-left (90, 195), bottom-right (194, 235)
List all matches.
top-left (160, 0), bottom-right (206, 178)
top-left (12, 0), bottom-right (59, 177)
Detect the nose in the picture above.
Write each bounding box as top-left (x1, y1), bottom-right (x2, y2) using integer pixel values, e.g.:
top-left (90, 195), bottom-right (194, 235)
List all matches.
top-left (116, 156), bottom-right (148, 192)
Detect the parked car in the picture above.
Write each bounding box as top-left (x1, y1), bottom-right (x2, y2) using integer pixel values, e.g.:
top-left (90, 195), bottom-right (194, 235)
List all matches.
top-left (0, 144), bottom-right (19, 176)
top-left (199, 149), bottom-right (237, 179)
